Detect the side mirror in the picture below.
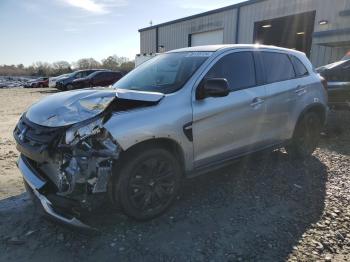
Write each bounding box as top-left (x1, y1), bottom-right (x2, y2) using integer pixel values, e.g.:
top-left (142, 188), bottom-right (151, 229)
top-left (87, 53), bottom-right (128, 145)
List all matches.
top-left (196, 78), bottom-right (230, 100)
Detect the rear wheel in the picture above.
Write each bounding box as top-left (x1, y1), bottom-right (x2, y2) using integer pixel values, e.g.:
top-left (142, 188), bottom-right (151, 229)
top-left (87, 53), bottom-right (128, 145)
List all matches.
top-left (114, 148), bottom-right (182, 220)
top-left (285, 112), bottom-right (322, 159)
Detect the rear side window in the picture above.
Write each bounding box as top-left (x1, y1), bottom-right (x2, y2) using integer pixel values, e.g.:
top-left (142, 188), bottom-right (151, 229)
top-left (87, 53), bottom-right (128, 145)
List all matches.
top-left (206, 52), bottom-right (256, 91)
top-left (83, 70), bottom-right (95, 77)
top-left (261, 52), bottom-right (295, 83)
top-left (290, 56), bottom-right (309, 77)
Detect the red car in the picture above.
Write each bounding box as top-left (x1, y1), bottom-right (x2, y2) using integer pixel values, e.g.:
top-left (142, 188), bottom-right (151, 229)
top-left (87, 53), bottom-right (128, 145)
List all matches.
top-left (24, 77), bottom-right (49, 88)
top-left (71, 71), bottom-right (123, 90)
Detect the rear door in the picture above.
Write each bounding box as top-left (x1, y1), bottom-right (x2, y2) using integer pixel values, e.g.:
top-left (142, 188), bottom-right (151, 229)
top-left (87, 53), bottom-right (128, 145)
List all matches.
top-left (92, 72), bottom-right (107, 86)
top-left (257, 51), bottom-right (298, 143)
top-left (192, 51), bottom-right (268, 167)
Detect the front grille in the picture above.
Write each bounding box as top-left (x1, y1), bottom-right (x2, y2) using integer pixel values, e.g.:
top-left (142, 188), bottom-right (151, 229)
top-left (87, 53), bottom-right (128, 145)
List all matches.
top-left (15, 115), bottom-right (67, 189)
top-left (15, 115), bottom-right (63, 145)
top-left (14, 115), bottom-right (65, 161)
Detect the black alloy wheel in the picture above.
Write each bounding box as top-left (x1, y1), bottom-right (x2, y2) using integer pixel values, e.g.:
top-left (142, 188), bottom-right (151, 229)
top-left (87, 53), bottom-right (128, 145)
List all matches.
top-left (115, 148), bottom-right (182, 220)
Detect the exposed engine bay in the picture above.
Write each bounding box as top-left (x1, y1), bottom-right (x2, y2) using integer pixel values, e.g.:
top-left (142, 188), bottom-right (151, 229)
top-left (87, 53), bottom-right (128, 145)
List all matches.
top-left (14, 112), bottom-right (121, 212)
top-left (47, 119), bottom-right (120, 196)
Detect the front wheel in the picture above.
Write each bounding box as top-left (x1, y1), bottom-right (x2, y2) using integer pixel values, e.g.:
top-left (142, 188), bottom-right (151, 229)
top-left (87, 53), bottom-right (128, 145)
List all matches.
top-left (113, 148), bottom-right (182, 220)
top-left (285, 112), bottom-right (322, 159)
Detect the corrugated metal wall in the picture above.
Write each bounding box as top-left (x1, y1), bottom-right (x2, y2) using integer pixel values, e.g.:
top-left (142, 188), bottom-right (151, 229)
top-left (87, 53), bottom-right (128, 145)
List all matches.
top-left (238, 0), bottom-right (350, 66)
top-left (158, 9), bottom-right (237, 52)
top-left (140, 28), bottom-right (157, 53)
top-left (140, 0), bottom-right (350, 66)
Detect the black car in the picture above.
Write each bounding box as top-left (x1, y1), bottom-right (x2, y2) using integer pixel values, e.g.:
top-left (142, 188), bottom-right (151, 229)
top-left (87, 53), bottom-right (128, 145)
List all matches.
top-left (71, 71), bottom-right (123, 90)
top-left (55, 69), bottom-right (106, 91)
top-left (317, 53), bottom-right (350, 109)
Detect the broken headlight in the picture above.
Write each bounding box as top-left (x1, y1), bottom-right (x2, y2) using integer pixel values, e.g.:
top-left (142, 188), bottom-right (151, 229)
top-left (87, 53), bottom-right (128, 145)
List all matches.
top-left (77, 96), bottom-right (114, 112)
top-left (64, 96), bottom-right (115, 145)
top-left (65, 117), bottom-right (104, 145)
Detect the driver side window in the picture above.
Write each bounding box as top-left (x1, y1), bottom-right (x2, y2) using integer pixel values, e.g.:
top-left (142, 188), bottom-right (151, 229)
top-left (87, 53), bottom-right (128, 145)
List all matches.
top-left (205, 52), bottom-right (256, 91)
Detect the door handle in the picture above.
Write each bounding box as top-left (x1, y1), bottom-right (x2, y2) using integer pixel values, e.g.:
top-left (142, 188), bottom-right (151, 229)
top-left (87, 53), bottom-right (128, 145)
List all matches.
top-left (251, 97), bottom-right (264, 107)
top-left (295, 86), bottom-right (307, 95)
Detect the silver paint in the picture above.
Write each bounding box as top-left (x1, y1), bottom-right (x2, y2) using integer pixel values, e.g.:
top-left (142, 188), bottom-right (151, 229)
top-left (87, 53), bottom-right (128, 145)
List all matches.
top-left (24, 45), bottom-right (328, 174)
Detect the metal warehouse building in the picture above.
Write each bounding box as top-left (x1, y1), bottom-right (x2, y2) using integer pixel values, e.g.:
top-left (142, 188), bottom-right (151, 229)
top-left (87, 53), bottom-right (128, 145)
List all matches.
top-left (138, 0), bottom-right (350, 67)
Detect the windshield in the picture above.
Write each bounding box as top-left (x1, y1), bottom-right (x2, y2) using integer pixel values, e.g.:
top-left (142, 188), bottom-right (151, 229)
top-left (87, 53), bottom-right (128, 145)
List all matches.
top-left (113, 52), bottom-right (212, 94)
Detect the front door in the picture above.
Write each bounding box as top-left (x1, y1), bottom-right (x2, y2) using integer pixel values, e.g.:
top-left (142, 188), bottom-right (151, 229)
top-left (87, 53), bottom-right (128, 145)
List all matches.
top-left (192, 51), bottom-right (268, 168)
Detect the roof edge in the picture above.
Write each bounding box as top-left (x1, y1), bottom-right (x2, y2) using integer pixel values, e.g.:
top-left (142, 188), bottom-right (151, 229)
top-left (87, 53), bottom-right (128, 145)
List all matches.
top-left (138, 0), bottom-right (266, 32)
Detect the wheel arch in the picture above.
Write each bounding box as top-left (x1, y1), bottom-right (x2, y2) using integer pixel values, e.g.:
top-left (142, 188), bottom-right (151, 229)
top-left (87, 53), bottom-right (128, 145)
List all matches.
top-left (108, 137), bottom-right (186, 206)
top-left (118, 138), bottom-right (186, 172)
top-left (293, 102), bottom-right (327, 134)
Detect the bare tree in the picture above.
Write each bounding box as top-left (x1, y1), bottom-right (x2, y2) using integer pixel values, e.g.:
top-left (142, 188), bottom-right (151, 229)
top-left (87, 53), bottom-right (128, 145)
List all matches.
top-left (75, 58), bottom-right (101, 69)
top-left (0, 54), bottom-right (134, 77)
top-left (52, 61), bottom-right (72, 75)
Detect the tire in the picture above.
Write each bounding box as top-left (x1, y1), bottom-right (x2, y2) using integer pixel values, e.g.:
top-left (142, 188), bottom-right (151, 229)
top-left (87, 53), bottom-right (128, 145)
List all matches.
top-left (285, 112), bottom-right (322, 159)
top-left (113, 147), bottom-right (182, 221)
top-left (39, 84), bottom-right (43, 88)
top-left (66, 84), bottom-right (74, 91)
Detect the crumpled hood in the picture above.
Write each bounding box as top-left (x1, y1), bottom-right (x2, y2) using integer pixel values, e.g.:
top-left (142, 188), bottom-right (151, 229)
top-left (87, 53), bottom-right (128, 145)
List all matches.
top-left (316, 60), bottom-right (348, 73)
top-left (25, 88), bottom-right (164, 127)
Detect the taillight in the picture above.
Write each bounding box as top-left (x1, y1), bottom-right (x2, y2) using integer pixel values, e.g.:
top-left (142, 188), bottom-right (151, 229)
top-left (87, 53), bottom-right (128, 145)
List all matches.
top-left (320, 76), bottom-right (328, 91)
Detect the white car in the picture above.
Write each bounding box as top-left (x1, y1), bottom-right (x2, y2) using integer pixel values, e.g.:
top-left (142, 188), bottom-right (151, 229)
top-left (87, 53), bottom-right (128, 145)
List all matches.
top-left (49, 73), bottom-right (70, 88)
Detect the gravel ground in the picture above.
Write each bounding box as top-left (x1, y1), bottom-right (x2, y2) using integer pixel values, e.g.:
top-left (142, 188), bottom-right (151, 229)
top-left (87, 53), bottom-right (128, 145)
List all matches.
top-left (0, 88), bottom-right (349, 261)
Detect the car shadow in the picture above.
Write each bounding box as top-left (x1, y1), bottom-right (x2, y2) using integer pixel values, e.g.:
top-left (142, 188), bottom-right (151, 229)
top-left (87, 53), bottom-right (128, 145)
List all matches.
top-left (29, 89), bottom-right (60, 94)
top-left (84, 150), bottom-right (327, 261)
top-left (319, 110), bottom-right (350, 156)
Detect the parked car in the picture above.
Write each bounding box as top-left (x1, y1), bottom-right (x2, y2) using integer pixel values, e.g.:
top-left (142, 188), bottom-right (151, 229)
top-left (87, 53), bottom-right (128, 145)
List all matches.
top-left (23, 77), bottom-right (49, 88)
top-left (71, 71), bottom-right (123, 90)
top-left (317, 52), bottom-right (350, 109)
top-left (55, 69), bottom-right (106, 91)
top-left (49, 73), bottom-right (70, 88)
top-left (14, 45), bottom-right (327, 229)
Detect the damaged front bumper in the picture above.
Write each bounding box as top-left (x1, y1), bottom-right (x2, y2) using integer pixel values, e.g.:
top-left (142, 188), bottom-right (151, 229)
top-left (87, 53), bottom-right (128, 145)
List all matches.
top-left (17, 155), bottom-right (92, 230)
top-left (14, 114), bottom-right (122, 230)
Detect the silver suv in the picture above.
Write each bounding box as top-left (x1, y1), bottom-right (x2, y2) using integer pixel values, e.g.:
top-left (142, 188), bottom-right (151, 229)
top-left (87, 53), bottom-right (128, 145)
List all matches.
top-left (14, 45), bottom-right (327, 228)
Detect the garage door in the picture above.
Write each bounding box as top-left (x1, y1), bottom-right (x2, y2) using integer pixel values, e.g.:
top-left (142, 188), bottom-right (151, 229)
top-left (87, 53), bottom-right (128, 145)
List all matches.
top-left (191, 30), bottom-right (224, 46)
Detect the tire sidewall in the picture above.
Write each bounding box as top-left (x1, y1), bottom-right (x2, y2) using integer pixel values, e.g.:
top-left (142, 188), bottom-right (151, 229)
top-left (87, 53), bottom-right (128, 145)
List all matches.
top-left (287, 112), bottom-right (321, 158)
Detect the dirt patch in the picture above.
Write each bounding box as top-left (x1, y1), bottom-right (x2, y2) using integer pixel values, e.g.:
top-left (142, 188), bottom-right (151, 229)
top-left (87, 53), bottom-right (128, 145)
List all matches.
top-left (0, 88), bottom-right (57, 199)
top-left (0, 88), bottom-right (349, 261)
